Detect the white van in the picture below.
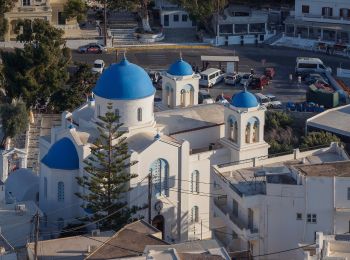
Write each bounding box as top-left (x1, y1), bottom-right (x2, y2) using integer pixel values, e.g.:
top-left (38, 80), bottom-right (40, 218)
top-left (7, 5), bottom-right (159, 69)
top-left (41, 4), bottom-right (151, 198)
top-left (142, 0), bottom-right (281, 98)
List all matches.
top-left (295, 57), bottom-right (332, 76)
top-left (199, 68), bottom-right (225, 88)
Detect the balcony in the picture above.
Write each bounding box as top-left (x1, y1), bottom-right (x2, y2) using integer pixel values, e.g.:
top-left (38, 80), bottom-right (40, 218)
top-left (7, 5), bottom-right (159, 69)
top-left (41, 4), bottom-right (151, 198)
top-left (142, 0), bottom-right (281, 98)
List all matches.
top-left (299, 14), bottom-right (350, 25)
top-left (213, 197), bottom-right (259, 241)
top-left (16, 5), bottom-right (51, 13)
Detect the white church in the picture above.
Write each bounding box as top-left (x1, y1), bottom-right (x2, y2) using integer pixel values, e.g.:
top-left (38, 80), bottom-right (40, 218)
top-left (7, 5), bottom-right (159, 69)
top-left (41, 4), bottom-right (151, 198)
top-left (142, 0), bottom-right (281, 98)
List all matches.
top-left (38, 56), bottom-right (270, 242)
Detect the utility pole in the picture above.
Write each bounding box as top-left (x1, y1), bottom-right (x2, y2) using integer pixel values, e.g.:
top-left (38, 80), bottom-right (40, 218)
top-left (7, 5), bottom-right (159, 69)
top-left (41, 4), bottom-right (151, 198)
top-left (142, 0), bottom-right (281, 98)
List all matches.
top-left (33, 211), bottom-right (40, 260)
top-left (200, 220), bottom-right (202, 240)
top-left (103, 0), bottom-right (107, 46)
top-left (148, 172), bottom-right (152, 224)
top-left (216, 0), bottom-right (220, 46)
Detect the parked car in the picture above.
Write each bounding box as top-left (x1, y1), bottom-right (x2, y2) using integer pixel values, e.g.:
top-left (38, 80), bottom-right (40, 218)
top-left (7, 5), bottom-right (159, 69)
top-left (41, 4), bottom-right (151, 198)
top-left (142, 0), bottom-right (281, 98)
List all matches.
top-left (265, 94), bottom-right (282, 109)
top-left (264, 67), bottom-right (275, 79)
top-left (254, 93), bottom-right (270, 107)
top-left (199, 68), bottom-right (225, 88)
top-left (240, 73), bottom-right (253, 86)
top-left (224, 73), bottom-right (241, 86)
top-left (78, 43), bottom-right (107, 54)
top-left (249, 76), bottom-right (269, 90)
top-left (198, 90), bottom-right (214, 104)
top-left (304, 73), bottom-right (328, 85)
top-left (91, 59), bottom-right (105, 74)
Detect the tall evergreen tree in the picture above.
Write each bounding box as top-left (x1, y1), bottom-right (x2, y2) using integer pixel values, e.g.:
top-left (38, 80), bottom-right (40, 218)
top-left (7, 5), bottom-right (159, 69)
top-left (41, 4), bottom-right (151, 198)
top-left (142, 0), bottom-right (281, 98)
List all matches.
top-left (0, 99), bottom-right (28, 148)
top-left (51, 63), bottom-right (98, 112)
top-left (0, 19), bottom-right (71, 110)
top-left (76, 103), bottom-right (138, 230)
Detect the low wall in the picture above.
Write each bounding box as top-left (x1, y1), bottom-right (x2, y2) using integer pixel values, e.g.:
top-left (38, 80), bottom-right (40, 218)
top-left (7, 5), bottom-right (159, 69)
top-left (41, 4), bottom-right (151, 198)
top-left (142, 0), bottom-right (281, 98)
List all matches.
top-left (337, 68), bottom-right (350, 79)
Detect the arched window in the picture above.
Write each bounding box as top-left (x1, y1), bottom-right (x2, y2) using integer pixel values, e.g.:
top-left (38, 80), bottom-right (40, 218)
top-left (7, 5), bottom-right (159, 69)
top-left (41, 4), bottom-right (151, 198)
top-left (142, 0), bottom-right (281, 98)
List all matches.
top-left (44, 177), bottom-right (48, 199)
top-left (191, 206), bottom-right (199, 223)
top-left (248, 117), bottom-right (259, 143)
top-left (149, 159), bottom-right (169, 197)
top-left (180, 89), bottom-right (186, 107)
top-left (137, 108), bottom-right (142, 122)
top-left (253, 120), bottom-right (259, 142)
top-left (57, 182), bottom-right (64, 202)
top-left (228, 116), bottom-right (238, 142)
top-left (191, 170), bottom-right (199, 193)
top-left (166, 85), bottom-right (172, 107)
top-left (245, 123), bottom-right (251, 143)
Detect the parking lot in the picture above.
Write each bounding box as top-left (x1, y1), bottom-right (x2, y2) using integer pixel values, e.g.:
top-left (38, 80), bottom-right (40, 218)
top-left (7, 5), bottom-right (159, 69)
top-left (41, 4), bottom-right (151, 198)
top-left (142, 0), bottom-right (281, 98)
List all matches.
top-left (72, 45), bottom-right (349, 106)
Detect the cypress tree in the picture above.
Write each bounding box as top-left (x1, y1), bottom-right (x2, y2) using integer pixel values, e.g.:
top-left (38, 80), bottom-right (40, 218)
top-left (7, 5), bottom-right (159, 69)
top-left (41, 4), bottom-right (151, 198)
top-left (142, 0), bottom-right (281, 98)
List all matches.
top-left (76, 103), bottom-right (138, 230)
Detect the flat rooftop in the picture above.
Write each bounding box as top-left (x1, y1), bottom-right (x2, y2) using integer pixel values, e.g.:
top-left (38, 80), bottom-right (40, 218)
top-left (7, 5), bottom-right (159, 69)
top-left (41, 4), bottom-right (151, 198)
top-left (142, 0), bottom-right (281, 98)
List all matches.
top-left (216, 148), bottom-right (346, 196)
top-left (28, 231), bottom-right (115, 260)
top-left (295, 161), bottom-right (350, 177)
top-left (155, 103), bottom-right (225, 135)
top-left (307, 105), bottom-right (350, 137)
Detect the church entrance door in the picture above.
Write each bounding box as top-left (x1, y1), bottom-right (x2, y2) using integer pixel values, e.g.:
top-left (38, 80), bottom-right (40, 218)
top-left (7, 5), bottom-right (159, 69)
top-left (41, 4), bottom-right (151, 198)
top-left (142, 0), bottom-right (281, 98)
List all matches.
top-left (152, 215), bottom-right (165, 239)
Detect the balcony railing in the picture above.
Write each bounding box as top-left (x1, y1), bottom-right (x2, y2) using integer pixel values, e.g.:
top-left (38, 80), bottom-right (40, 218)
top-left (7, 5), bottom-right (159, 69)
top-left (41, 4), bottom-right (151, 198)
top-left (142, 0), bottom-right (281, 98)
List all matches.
top-left (17, 5), bottom-right (51, 12)
top-left (214, 197), bottom-right (247, 230)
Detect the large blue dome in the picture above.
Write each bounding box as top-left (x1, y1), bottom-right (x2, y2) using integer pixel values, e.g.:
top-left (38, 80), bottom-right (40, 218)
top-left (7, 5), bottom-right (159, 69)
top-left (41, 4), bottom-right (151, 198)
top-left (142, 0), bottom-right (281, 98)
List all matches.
top-left (231, 90), bottom-right (259, 108)
top-left (41, 138), bottom-right (79, 170)
top-left (168, 59), bottom-right (193, 76)
top-left (93, 58), bottom-right (155, 100)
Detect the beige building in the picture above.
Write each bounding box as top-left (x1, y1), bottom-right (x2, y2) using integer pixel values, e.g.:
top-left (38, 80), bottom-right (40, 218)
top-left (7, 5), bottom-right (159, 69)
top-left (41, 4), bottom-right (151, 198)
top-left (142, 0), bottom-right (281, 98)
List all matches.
top-left (4, 0), bottom-right (78, 41)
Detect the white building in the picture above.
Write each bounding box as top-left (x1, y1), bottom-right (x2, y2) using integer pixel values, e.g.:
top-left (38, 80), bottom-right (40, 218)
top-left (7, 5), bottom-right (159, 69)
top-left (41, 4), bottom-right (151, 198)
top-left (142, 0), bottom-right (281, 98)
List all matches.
top-left (285, 0), bottom-right (350, 44)
top-left (211, 144), bottom-right (350, 259)
top-left (37, 55), bottom-right (273, 244)
top-left (304, 232), bottom-right (350, 260)
top-left (214, 5), bottom-right (274, 46)
top-left (154, 0), bottom-right (195, 29)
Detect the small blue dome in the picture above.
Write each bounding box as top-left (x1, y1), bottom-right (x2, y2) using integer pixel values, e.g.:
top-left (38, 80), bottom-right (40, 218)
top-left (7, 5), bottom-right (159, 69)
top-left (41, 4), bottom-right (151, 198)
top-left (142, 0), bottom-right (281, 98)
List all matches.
top-left (41, 138), bottom-right (79, 170)
top-left (231, 90), bottom-right (259, 108)
top-left (168, 59), bottom-right (193, 76)
top-left (93, 58), bottom-right (155, 100)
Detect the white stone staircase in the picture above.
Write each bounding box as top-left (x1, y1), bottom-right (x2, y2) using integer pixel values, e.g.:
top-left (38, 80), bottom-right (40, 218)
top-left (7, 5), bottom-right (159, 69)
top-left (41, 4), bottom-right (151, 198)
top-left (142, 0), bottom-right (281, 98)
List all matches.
top-left (26, 114), bottom-right (61, 173)
top-left (108, 12), bottom-right (139, 45)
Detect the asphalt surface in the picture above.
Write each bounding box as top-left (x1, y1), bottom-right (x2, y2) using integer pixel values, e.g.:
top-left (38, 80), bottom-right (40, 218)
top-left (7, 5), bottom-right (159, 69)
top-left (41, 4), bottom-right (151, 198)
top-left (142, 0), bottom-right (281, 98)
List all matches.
top-left (71, 45), bottom-right (350, 104)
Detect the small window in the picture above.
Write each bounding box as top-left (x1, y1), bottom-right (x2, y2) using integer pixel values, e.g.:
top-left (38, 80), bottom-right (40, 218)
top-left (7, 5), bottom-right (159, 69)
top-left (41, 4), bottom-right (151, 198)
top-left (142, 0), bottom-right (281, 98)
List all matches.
top-left (44, 177), bottom-right (48, 199)
top-left (57, 182), bottom-right (64, 202)
top-left (22, 0), bottom-right (30, 6)
top-left (307, 213), bottom-right (317, 223)
top-left (174, 14), bottom-right (179, 22)
top-left (182, 14), bottom-right (188, 22)
top-left (302, 5), bottom-right (309, 14)
top-left (296, 213), bottom-right (302, 220)
top-left (347, 187), bottom-right (350, 200)
top-left (137, 108), bottom-right (142, 122)
top-left (97, 105), bottom-right (101, 117)
top-left (191, 170), bottom-right (199, 193)
top-left (191, 206), bottom-right (199, 222)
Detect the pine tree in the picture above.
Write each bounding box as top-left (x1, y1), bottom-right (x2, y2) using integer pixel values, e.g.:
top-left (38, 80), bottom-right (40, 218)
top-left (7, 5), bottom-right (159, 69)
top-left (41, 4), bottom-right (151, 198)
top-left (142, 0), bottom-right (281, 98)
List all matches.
top-left (76, 103), bottom-right (138, 230)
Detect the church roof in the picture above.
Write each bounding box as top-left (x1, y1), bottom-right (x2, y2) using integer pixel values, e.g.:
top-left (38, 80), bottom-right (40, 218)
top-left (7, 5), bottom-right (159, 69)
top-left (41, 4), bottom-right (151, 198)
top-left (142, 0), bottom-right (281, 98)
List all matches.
top-left (167, 59), bottom-right (193, 76)
top-left (93, 58), bottom-right (155, 100)
top-left (5, 168), bottom-right (39, 203)
top-left (231, 90), bottom-right (259, 108)
top-left (41, 137), bottom-right (79, 170)
top-left (156, 104), bottom-right (225, 135)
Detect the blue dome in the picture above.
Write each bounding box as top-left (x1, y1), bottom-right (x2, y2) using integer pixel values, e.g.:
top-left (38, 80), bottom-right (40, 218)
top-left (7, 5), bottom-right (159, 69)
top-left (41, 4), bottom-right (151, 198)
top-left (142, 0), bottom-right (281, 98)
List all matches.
top-left (231, 90), bottom-right (259, 108)
top-left (41, 138), bottom-right (79, 170)
top-left (168, 59), bottom-right (193, 76)
top-left (93, 58), bottom-right (155, 100)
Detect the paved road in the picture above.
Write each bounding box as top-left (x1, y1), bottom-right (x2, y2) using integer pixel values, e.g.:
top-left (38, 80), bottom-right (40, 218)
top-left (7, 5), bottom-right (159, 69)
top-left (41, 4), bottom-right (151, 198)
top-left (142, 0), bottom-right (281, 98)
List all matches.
top-left (72, 45), bottom-right (349, 104)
